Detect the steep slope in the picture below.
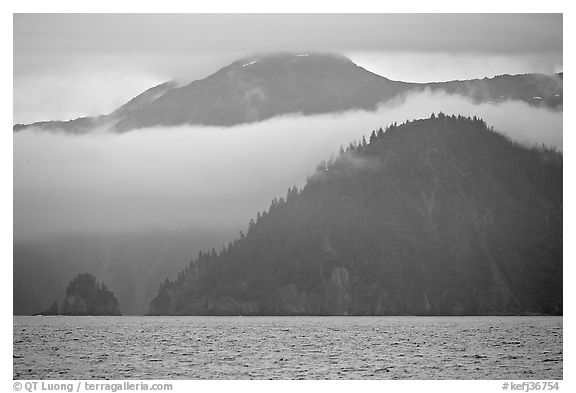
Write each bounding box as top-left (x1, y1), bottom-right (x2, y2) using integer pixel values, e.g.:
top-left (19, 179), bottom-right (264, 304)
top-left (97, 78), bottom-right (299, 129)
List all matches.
top-left (149, 115), bottom-right (562, 316)
top-left (14, 53), bottom-right (563, 133)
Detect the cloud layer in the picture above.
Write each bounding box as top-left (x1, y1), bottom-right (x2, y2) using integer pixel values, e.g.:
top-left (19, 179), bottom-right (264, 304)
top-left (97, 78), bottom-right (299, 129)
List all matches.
top-left (13, 91), bottom-right (562, 241)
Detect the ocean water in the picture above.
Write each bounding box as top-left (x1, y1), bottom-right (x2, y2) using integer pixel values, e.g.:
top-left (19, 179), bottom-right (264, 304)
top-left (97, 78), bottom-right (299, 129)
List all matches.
top-left (13, 316), bottom-right (562, 380)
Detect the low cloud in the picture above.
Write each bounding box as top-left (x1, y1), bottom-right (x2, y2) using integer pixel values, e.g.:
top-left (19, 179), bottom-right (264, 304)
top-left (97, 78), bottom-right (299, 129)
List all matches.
top-left (348, 51), bottom-right (563, 83)
top-left (13, 91), bottom-right (562, 240)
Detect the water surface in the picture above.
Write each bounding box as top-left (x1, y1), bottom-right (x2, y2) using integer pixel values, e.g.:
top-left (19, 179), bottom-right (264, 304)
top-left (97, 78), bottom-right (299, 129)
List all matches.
top-left (13, 316), bottom-right (562, 379)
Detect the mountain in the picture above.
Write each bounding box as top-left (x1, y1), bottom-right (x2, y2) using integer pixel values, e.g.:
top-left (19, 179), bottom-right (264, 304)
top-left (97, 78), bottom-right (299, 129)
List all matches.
top-left (424, 72), bottom-right (563, 108)
top-left (148, 115), bottom-right (562, 316)
top-left (14, 53), bottom-right (563, 133)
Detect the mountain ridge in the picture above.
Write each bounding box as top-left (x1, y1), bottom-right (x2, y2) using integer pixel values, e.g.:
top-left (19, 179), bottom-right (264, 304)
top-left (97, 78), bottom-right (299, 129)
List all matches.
top-left (14, 53), bottom-right (563, 133)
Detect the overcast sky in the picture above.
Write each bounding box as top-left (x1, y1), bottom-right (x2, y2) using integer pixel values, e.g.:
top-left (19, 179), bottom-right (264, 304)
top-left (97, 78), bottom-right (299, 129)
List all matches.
top-left (14, 13), bottom-right (562, 124)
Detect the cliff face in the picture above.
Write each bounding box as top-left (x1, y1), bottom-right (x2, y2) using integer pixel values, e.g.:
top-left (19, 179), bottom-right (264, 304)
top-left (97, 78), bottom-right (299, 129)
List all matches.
top-left (149, 115), bottom-right (562, 316)
top-left (60, 273), bottom-right (121, 316)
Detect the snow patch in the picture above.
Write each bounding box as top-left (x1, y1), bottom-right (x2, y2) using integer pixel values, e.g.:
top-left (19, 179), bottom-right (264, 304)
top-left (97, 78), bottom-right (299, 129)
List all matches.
top-left (241, 60), bottom-right (258, 67)
top-left (533, 96), bottom-right (542, 100)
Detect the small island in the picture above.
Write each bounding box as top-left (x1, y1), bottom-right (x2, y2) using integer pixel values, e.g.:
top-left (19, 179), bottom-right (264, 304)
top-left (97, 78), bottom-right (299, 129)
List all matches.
top-left (41, 273), bottom-right (121, 316)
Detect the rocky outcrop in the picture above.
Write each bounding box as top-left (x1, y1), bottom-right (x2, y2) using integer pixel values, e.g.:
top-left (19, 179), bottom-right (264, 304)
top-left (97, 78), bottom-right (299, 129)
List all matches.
top-left (55, 273), bottom-right (121, 316)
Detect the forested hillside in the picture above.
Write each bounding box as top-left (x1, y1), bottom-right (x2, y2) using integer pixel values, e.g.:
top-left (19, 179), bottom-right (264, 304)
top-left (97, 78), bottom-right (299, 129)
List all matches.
top-left (149, 114), bottom-right (562, 316)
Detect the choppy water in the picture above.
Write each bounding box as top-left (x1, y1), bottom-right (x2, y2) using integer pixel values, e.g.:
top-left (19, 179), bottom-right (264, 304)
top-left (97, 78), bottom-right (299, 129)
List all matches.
top-left (13, 316), bottom-right (562, 380)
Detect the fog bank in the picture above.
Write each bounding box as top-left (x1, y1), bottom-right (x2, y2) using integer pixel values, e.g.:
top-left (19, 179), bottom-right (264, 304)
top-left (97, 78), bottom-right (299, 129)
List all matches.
top-left (14, 91), bottom-right (562, 240)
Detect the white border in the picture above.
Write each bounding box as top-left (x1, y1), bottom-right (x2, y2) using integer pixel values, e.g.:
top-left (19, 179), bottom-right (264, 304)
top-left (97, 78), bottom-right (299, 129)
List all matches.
top-left (3, 2), bottom-right (572, 391)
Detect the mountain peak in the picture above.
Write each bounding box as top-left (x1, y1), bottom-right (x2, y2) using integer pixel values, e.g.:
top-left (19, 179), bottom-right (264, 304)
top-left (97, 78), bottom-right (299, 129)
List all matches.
top-left (14, 53), bottom-right (563, 133)
top-left (231, 52), bottom-right (355, 68)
